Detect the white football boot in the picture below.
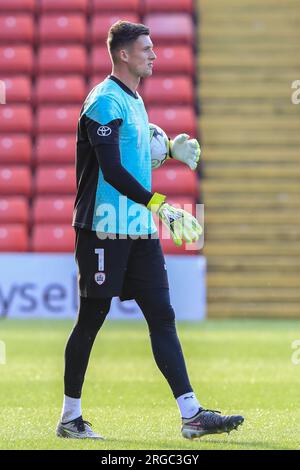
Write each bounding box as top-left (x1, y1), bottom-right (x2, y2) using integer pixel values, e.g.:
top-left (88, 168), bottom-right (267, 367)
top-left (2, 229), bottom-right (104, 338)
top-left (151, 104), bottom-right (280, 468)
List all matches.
top-left (56, 416), bottom-right (104, 440)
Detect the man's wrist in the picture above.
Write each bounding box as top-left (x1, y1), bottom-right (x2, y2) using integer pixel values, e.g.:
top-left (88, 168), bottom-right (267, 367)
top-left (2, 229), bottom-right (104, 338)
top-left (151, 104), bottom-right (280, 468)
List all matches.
top-left (147, 192), bottom-right (167, 213)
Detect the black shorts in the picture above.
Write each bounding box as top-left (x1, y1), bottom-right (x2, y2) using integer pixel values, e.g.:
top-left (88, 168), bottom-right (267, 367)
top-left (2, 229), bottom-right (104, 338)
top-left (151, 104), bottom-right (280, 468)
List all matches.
top-left (74, 228), bottom-right (169, 300)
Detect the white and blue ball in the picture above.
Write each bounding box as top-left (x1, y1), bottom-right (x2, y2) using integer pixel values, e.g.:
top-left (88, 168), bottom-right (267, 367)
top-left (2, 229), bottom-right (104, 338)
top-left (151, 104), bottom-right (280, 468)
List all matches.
top-left (149, 123), bottom-right (169, 169)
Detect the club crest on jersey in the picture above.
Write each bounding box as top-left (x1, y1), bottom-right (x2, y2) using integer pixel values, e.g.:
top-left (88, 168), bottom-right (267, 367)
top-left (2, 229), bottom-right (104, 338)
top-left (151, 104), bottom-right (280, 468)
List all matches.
top-left (94, 272), bottom-right (106, 285)
top-left (97, 126), bottom-right (112, 136)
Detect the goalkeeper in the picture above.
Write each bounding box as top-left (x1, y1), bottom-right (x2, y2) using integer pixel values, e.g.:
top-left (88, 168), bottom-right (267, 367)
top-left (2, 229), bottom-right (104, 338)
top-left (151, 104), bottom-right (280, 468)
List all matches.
top-left (57, 21), bottom-right (244, 440)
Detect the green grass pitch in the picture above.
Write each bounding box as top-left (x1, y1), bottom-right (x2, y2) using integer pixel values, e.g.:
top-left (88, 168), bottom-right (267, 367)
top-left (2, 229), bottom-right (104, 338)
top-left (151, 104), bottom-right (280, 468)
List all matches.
top-left (0, 318), bottom-right (300, 450)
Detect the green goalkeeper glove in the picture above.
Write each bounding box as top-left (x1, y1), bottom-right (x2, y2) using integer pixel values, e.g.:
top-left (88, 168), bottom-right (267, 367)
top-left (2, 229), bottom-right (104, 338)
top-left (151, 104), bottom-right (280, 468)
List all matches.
top-left (170, 134), bottom-right (201, 170)
top-left (147, 193), bottom-right (202, 246)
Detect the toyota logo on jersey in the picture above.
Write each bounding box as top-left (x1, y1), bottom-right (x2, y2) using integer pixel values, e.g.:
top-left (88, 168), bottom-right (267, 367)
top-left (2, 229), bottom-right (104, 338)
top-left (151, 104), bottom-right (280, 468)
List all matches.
top-left (97, 126), bottom-right (112, 136)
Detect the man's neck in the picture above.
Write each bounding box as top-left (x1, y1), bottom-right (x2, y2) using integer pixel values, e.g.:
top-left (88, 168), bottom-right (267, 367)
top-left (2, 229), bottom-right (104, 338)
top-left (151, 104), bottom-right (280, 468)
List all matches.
top-left (111, 69), bottom-right (140, 95)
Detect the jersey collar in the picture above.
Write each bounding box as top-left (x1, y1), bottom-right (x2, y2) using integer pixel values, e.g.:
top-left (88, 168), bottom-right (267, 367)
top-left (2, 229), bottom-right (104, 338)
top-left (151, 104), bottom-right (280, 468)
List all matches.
top-left (109, 75), bottom-right (139, 100)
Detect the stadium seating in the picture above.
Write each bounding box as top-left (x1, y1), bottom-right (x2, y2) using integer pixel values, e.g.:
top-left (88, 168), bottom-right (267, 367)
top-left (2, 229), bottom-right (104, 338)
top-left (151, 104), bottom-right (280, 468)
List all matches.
top-left (0, 15), bottom-right (34, 44)
top-left (34, 166), bottom-right (76, 195)
top-left (90, 14), bottom-right (139, 43)
top-left (144, 14), bottom-right (194, 45)
top-left (0, 135), bottom-right (32, 165)
top-left (0, 0), bottom-right (35, 12)
top-left (153, 47), bottom-right (194, 75)
top-left (0, 197), bottom-right (29, 224)
top-left (0, 105), bottom-right (32, 134)
top-left (1, 76), bottom-right (32, 103)
top-left (0, 225), bottom-right (29, 252)
top-left (0, 166), bottom-right (32, 196)
top-left (91, 0), bottom-right (140, 13)
top-left (35, 135), bottom-right (75, 165)
top-left (31, 224), bottom-right (75, 252)
top-left (35, 106), bottom-right (79, 134)
top-left (32, 196), bottom-right (73, 224)
top-left (148, 106), bottom-right (196, 137)
top-left (152, 167), bottom-right (198, 196)
top-left (37, 46), bottom-right (87, 74)
top-left (0, 0), bottom-right (198, 255)
top-left (88, 75), bottom-right (109, 92)
top-left (0, 46), bottom-right (34, 74)
top-left (38, 0), bottom-right (89, 13)
top-left (143, 76), bottom-right (194, 105)
top-left (166, 195), bottom-right (196, 214)
top-left (35, 76), bottom-right (86, 104)
top-left (143, 0), bottom-right (194, 14)
top-left (90, 47), bottom-right (112, 75)
top-left (38, 14), bottom-right (86, 43)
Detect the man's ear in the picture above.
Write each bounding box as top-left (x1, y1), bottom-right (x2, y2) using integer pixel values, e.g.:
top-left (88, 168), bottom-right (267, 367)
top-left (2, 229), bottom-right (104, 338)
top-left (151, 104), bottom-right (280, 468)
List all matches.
top-left (119, 48), bottom-right (129, 63)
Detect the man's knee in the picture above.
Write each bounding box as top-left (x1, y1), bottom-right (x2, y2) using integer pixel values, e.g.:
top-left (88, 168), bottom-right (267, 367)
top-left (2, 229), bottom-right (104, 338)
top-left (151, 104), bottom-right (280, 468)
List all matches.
top-left (136, 291), bottom-right (176, 331)
top-left (151, 302), bottom-right (175, 330)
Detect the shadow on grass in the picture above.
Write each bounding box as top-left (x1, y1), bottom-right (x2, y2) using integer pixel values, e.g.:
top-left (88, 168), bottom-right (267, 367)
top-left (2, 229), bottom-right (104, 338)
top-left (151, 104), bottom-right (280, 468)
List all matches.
top-left (105, 436), bottom-right (284, 451)
top-left (200, 439), bottom-right (285, 450)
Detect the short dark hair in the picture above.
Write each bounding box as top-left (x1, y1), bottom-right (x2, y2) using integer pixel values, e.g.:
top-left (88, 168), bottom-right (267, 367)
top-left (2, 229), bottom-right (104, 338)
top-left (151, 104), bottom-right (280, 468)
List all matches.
top-left (107, 21), bottom-right (150, 61)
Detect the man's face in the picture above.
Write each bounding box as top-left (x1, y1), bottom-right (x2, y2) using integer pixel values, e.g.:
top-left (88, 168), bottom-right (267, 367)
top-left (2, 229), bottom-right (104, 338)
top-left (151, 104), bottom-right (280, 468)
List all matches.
top-left (124, 35), bottom-right (156, 78)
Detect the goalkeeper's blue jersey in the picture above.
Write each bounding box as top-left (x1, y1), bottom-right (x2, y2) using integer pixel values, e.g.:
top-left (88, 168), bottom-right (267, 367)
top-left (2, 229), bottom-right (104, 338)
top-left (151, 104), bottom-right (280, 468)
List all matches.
top-left (73, 76), bottom-right (156, 236)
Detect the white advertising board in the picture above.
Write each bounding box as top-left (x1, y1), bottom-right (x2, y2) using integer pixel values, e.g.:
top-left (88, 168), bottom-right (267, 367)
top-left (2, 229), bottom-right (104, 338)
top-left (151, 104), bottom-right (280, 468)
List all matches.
top-left (0, 254), bottom-right (206, 321)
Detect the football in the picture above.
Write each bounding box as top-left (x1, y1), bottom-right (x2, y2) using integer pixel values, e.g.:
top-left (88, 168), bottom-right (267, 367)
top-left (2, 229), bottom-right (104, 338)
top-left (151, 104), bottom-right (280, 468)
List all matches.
top-left (149, 123), bottom-right (170, 169)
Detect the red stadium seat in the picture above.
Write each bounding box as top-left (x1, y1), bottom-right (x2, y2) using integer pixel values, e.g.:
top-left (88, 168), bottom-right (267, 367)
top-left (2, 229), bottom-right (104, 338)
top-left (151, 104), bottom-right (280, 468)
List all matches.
top-left (90, 47), bottom-right (112, 75)
top-left (153, 46), bottom-right (194, 75)
top-left (152, 167), bottom-right (198, 196)
top-left (35, 165), bottom-right (76, 195)
top-left (32, 224), bottom-right (74, 252)
top-left (2, 76), bottom-right (31, 103)
top-left (35, 135), bottom-right (75, 165)
top-left (0, 0), bottom-right (35, 13)
top-left (0, 105), bottom-right (32, 134)
top-left (90, 14), bottom-right (139, 43)
top-left (0, 135), bottom-right (32, 164)
top-left (36, 106), bottom-right (79, 134)
top-left (0, 197), bottom-right (29, 224)
top-left (143, 76), bottom-right (194, 105)
top-left (38, 0), bottom-right (89, 13)
top-left (143, 0), bottom-right (193, 14)
top-left (87, 74), bottom-right (108, 92)
top-left (0, 166), bottom-right (31, 196)
top-left (165, 195), bottom-right (196, 212)
top-left (91, 0), bottom-right (139, 13)
top-left (148, 106), bottom-right (196, 137)
top-left (0, 15), bottom-right (34, 44)
top-left (37, 46), bottom-right (87, 74)
top-left (144, 14), bottom-right (194, 45)
top-left (35, 76), bottom-right (86, 104)
top-left (32, 196), bottom-right (73, 224)
top-left (0, 46), bottom-right (33, 74)
top-left (38, 14), bottom-right (86, 43)
top-left (0, 224), bottom-right (29, 252)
